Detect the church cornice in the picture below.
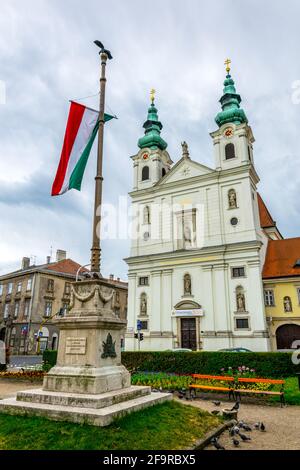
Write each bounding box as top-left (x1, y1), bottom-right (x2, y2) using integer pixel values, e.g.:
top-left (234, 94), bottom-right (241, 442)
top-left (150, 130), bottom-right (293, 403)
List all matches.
top-left (129, 163), bottom-right (257, 199)
top-left (125, 240), bottom-right (263, 266)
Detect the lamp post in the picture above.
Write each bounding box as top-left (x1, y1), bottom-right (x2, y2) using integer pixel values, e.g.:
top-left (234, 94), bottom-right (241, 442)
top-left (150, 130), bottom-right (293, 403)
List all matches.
top-left (90, 41), bottom-right (113, 275)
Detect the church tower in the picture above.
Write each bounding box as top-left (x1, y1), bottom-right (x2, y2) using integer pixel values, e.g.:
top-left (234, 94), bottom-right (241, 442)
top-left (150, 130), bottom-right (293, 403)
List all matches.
top-left (131, 90), bottom-right (172, 191)
top-left (211, 59), bottom-right (255, 171)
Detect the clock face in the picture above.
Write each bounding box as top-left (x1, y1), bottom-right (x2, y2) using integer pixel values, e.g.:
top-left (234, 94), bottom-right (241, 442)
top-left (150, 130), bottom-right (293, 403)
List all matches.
top-left (224, 128), bottom-right (233, 138)
top-left (142, 153), bottom-right (149, 160)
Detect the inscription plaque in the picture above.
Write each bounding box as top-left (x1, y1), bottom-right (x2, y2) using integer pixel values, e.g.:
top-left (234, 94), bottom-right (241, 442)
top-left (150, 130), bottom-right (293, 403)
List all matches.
top-left (66, 337), bottom-right (87, 355)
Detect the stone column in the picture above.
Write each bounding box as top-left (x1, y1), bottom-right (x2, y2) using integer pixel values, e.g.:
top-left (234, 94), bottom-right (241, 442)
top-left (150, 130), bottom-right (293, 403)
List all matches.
top-left (151, 271), bottom-right (162, 332)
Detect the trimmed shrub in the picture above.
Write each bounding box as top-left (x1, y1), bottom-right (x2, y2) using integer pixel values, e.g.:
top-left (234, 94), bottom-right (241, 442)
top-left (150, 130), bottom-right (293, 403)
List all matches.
top-left (121, 351), bottom-right (300, 378)
top-left (43, 350), bottom-right (57, 371)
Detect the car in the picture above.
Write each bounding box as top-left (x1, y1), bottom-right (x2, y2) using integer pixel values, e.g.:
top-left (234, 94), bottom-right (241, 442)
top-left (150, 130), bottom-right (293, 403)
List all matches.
top-left (218, 347), bottom-right (252, 352)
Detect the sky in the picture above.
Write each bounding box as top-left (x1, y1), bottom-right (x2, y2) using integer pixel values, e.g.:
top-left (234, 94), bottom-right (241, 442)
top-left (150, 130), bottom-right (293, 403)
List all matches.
top-left (1, 0), bottom-right (300, 279)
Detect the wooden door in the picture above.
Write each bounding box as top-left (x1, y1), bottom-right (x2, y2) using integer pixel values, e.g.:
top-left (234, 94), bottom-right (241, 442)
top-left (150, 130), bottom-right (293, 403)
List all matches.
top-left (276, 324), bottom-right (300, 349)
top-left (181, 318), bottom-right (196, 350)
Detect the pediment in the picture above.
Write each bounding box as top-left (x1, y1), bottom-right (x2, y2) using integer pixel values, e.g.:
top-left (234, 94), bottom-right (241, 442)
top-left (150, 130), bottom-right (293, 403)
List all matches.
top-left (156, 158), bottom-right (214, 185)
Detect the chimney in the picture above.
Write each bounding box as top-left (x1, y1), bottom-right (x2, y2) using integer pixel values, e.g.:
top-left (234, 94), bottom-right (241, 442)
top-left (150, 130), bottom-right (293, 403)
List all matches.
top-left (56, 250), bottom-right (66, 262)
top-left (109, 274), bottom-right (114, 281)
top-left (117, 277), bottom-right (120, 282)
top-left (46, 256), bottom-right (51, 264)
top-left (21, 257), bottom-right (30, 270)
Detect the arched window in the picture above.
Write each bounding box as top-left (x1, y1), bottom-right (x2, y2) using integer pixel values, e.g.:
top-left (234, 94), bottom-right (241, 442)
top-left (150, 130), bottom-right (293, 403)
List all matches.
top-left (225, 143), bottom-right (235, 160)
top-left (236, 285), bottom-right (246, 312)
top-left (162, 168), bottom-right (166, 177)
top-left (142, 166), bottom-right (149, 181)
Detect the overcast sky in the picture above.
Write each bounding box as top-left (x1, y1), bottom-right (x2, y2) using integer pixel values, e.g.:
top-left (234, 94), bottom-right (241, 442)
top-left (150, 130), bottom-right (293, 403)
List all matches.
top-left (1, 0), bottom-right (300, 279)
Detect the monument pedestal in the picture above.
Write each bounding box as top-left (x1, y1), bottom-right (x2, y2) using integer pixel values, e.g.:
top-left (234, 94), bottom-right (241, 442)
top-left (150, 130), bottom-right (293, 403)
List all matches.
top-left (0, 280), bottom-right (171, 426)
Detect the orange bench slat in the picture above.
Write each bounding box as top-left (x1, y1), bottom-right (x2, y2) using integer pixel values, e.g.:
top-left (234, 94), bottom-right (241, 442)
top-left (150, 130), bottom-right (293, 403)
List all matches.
top-left (235, 389), bottom-right (282, 395)
top-left (192, 374), bottom-right (234, 381)
top-left (189, 384), bottom-right (232, 392)
top-left (238, 378), bottom-right (285, 384)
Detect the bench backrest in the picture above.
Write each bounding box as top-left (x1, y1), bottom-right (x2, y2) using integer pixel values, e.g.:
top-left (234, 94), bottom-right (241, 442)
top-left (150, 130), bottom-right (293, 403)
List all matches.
top-left (192, 374), bottom-right (234, 382)
top-left (238, 377), bottom-right (285, 384)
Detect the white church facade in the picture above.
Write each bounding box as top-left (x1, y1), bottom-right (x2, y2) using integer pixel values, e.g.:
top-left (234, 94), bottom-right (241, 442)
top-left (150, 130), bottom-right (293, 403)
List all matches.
top-left (125, 66), bottom-right (280, 352)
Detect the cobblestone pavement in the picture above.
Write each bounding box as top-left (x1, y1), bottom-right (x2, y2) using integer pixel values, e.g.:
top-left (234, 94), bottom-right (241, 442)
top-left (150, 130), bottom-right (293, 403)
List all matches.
top-left (178, 397), bottom-right (300, 450)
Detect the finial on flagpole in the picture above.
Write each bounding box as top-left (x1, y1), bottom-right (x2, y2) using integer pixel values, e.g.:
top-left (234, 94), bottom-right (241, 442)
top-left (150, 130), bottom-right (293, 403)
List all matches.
top-left (224, 58), bottom-right (231, 74)
top-left (150, 88), bottom-right (156, 104)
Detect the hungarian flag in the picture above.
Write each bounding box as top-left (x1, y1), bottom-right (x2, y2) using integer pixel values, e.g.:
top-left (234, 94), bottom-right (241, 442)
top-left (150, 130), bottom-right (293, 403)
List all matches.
top-left (51, 101), bottom-right (114, 196)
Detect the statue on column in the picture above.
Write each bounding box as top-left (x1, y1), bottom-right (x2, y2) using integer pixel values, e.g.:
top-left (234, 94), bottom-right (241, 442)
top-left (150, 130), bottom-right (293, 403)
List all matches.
top-left (236, 291), bottom-right (246, 311)
top-left (140, 294), bottom-right (147, 316)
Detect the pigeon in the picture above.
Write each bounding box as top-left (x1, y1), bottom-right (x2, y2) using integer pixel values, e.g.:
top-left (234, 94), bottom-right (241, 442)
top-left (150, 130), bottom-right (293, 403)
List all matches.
top-left (211, 437), bottom-right (225, 450)
top-left (241, 423), bottom-right (252, 432)
top-left (212, 400), bottom-right (221, 406)
top-left (232, 438), bottom-right (240, 447)
top-left (211, 410), bottom-right (220, 415)
top-left (231, 402), bottom-right (240, 411)
top-left (238, 432), bottom-right (251, 441)
top-left (229, 427), bottom-right (236, 437)
top-left (254, 422), bottom-right (260, 429)
top-left (232, 425), bottom-right (240, 434)
top-left (260, 422), bottom-right (266, 432)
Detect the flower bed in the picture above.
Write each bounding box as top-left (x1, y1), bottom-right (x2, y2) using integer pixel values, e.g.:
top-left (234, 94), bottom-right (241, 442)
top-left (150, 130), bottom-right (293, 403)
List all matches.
top-left (0, 370), bottom-right (44, 381)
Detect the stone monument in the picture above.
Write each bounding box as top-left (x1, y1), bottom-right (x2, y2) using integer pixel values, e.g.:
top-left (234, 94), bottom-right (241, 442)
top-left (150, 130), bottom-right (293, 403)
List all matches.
top-left (0, 279), bottom-right (171, 426)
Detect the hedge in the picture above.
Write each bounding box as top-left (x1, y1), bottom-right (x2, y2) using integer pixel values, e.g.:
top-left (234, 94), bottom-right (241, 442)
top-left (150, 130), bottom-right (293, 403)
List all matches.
top-left (43, 349), bottom-right (300, 378)
top-left (43, 350), bottom-right (57, 371)
top-left (121, 351), bottom-right (300, 378)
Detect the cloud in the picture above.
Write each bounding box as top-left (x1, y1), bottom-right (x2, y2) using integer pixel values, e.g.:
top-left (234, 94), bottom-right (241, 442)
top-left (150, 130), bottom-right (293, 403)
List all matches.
top-left (1, 0), bottom-right (300, 278)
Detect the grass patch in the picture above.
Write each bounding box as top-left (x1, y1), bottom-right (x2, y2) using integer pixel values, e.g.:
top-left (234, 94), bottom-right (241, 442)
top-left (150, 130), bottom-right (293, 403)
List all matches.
top-left (269, 377), bottom-right (300, 405)
top-left (0, 401), bottom-right (221, 450)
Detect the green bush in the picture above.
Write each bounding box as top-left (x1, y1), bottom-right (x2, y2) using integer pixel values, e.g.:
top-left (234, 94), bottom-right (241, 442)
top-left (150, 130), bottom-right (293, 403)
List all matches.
top-left (122, 351), bottom-right (300, 378)
top-left (42, 350), bottom-right (57, 372)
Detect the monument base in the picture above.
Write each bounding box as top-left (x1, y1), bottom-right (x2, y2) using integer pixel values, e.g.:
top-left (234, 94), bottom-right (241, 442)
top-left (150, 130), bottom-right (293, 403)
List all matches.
top-left (0, 386), bottom-right (171, 427)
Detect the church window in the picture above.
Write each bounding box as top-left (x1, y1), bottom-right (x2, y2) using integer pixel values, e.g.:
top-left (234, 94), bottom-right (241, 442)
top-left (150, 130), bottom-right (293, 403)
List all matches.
top-left (232, 267), bottom-right (245, 278)
top-left (264, 290), bottom-right (275, 307)
top-left (162, 168), bottom-right (166, 177)
top-left (230, 217), bottom-right (238, 226)
top-left (139, 321), bottom-right (148, 330)
top-left (225, 143), bottom-right (235, 159)
top-left (142, 166), bottom-right (149, 181)
top-left (235, 318), bottom-right (249, 329)
top-left (139, 277), bottom-right (149, 286)
top-left (248, 146), bottom-right (252, 161)
top-left (143, 231), bottom-right (150, 241)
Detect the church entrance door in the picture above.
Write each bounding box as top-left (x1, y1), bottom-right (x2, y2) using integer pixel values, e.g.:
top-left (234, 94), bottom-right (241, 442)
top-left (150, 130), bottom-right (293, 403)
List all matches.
top-left (181, 318), bottom-right (196, 350)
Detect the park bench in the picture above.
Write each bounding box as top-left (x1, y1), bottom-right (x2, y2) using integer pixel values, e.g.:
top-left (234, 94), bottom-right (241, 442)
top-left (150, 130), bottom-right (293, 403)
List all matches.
top-left (188, 374), bottom-right (235, 400)
top-left (234, 377), bottom-right (285, 407)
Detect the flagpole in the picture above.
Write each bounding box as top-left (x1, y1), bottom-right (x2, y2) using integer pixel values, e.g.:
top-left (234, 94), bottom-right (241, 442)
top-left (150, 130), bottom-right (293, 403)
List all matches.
top-left (91, 49), bottom-right (109, 274)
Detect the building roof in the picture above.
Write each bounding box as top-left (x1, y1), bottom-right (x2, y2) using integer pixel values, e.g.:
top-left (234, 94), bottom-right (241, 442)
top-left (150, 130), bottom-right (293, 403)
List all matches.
top-left (45, 259), bottom-right (84, 276)
top-left (257, 193), bottom-right (276, 228)
top-left (263, 237), bottom-right (300, 279)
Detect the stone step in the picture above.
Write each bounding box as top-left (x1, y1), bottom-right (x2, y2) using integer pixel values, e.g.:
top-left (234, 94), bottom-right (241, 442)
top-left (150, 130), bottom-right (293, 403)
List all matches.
top-left (16, 385), bottom-right (151, 409)
top-left (0, 391), bottom-right (172, 427)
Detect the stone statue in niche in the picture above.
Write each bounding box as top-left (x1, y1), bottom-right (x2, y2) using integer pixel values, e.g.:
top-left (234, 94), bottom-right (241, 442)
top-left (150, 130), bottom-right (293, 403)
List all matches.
top-left (143, 206), bottom-right (150, 225)
top-left (284, 296), bottom-right (292, 312)
top-left (140, 294), bottom-right (147, 316)
top-left (183, 223), bottom-right (192, 248)
top-left (236, 291), bottom-right (246, 311)
top-left (184, 274), bottom-right (192, 295)
top-left (228, 189), bottom-right (237, 209)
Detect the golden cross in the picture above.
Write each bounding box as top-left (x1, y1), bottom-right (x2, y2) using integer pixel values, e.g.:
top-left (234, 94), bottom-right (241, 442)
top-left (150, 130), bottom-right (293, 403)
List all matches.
top-left (224, 58), bottom-right (231, 74)
top-left (150, 88), bottom-right (156, 103)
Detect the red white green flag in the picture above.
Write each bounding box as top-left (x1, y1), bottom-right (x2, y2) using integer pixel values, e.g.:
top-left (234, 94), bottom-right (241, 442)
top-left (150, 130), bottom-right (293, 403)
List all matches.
top-left (51, 101), bottom-right (113, 196)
